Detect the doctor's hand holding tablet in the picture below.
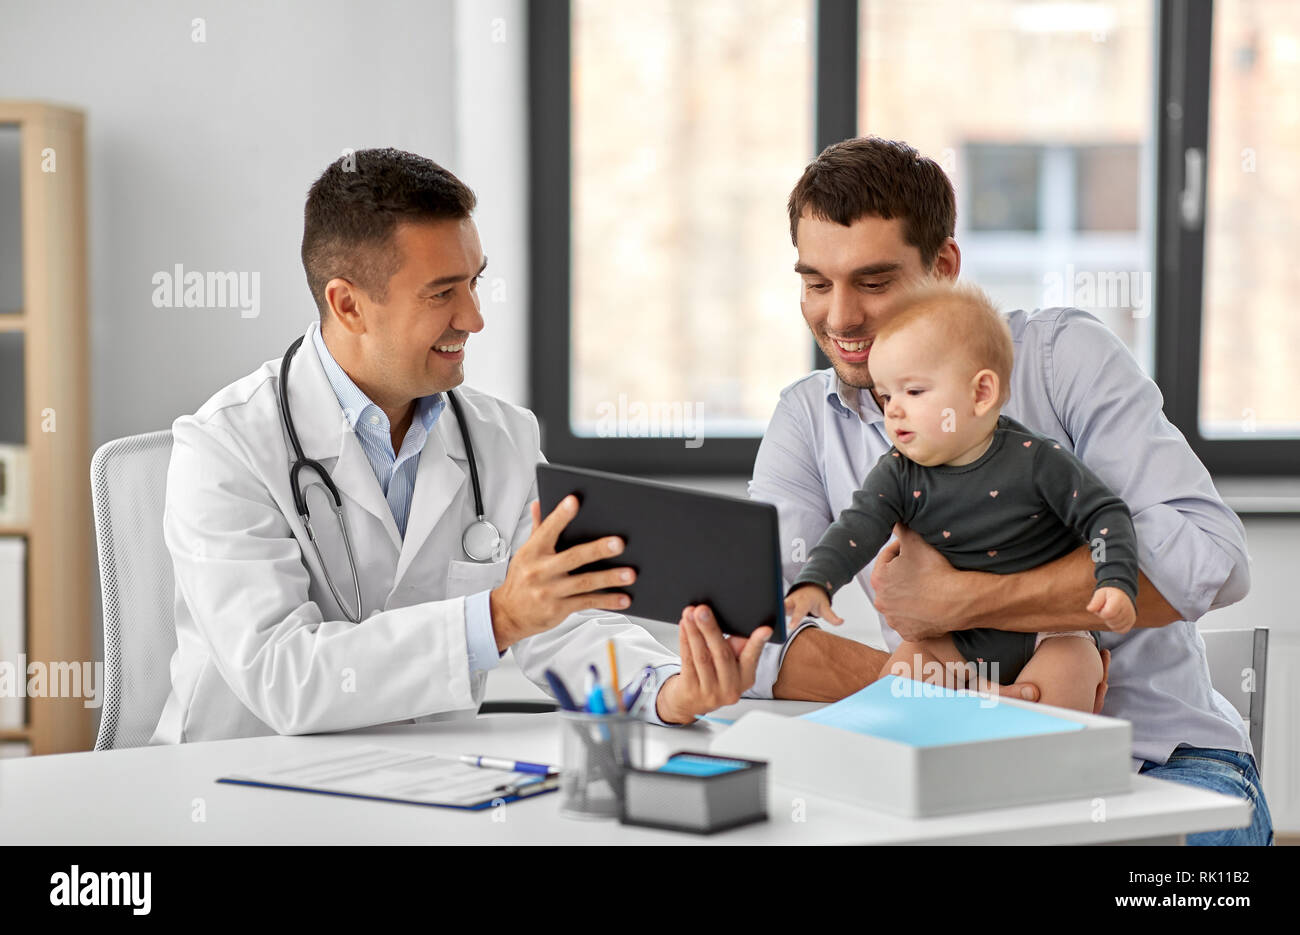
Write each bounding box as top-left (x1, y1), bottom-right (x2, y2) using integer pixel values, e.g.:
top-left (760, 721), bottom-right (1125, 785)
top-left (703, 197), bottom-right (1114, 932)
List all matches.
top-left (489, 495), bottom-right (637, 648)
top-left (489, 492), bottom-right (774, 725)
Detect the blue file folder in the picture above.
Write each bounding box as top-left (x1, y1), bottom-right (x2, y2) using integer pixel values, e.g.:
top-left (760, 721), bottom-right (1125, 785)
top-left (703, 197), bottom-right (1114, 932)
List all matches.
top-left (800, 676), bottom-right (1084, 747)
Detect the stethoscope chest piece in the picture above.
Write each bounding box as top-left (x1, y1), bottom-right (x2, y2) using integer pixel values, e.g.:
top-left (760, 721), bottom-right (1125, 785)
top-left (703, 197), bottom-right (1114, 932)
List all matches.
top-left (462, 517), bottom-right (504, 563)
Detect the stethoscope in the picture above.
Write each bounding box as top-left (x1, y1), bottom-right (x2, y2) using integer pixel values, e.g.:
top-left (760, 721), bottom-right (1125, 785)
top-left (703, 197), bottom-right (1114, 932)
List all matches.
top-left (277, 334), bottom-right (504, 624)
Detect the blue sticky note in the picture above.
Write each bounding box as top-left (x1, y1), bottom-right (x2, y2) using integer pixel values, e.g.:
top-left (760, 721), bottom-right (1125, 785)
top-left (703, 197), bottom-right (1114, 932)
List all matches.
top-left (658, 754), bottom-right (749, 776)
top-left (800, 676), bottom-right (1084, 747)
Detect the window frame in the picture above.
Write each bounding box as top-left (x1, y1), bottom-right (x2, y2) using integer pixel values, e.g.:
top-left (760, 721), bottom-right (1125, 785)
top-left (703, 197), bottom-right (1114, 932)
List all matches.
top-left (1154, 0), bottom-right (1297, 474)
top-left (528, 0), bottom-right (854, 473)
top-left (530, 0), bottom-right (1293, 477)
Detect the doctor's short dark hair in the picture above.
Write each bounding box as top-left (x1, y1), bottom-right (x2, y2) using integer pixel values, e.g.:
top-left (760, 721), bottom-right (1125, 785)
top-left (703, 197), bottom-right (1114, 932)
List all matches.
top-left (301, 148), bottom-right (477, 318)
top-left (787, 136), bottom-right (956, 269)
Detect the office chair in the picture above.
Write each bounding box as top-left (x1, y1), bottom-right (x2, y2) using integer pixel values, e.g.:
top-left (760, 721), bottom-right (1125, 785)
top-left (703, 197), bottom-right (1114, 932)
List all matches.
top-left (90, 430), bottom-right (178, 751)
top-left (1198, 627), bottom-right (1269, 770)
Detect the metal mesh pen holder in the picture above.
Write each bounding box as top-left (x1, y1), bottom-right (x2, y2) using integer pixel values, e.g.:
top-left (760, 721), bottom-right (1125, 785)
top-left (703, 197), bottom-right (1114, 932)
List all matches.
top-left (558, 710), bottom-right (646, 820)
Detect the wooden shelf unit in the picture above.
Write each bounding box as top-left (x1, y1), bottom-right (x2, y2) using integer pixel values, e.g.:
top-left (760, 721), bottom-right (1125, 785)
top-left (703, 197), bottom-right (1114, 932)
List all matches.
top-left (0, 100), bottom-right (93, 755)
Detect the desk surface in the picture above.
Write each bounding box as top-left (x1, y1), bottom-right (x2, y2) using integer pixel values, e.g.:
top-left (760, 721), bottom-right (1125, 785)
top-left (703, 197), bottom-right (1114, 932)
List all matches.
top-left (0, 702), bottom-right (1250, 845)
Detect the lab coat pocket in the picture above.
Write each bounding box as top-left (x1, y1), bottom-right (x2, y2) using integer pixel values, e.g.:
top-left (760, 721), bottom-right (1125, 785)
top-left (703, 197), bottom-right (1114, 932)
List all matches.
top-left (444, 557), bottom-right (509, 598)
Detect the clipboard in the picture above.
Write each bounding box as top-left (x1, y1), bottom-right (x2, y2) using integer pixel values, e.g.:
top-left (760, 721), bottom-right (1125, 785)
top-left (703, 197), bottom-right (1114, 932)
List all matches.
top-left (216, 745), bottom-right (559, 811)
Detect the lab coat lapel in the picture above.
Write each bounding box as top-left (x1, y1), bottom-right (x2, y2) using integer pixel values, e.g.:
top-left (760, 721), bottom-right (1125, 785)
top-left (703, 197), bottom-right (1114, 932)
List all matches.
top-left (394, 411), bottom-right (467, 585)
top-left (332, 432), bottom-right (404, 553)
top-left (291, 321), bottom-right (403, 554)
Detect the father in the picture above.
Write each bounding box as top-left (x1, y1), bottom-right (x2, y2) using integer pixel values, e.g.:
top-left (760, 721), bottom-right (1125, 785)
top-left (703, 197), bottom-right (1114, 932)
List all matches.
top-left (749, 137), bottom-right (1272, 846)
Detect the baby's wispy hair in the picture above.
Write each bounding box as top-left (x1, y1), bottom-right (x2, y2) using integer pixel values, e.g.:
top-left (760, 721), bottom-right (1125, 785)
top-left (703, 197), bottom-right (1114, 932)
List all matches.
top-left (873, 279), bottom-right (1014, 406)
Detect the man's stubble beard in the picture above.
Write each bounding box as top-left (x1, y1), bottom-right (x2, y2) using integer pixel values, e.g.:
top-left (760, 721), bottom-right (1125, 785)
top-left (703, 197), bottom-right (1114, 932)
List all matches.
top-left (825, 348), bottom-right (874, 391)
top-left (812, 328), bottom-right (874, 390)
top-left (836, 365), bottom-right (873, 390)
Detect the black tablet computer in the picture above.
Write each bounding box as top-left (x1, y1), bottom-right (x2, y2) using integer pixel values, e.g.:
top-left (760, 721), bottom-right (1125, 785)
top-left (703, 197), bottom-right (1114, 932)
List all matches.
top-left (537, 463), bottom-right (787, 643)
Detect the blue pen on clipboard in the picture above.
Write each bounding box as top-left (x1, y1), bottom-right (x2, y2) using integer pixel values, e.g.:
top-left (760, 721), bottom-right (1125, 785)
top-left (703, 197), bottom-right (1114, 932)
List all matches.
top-left (461, 755), bottom-right (559, 776)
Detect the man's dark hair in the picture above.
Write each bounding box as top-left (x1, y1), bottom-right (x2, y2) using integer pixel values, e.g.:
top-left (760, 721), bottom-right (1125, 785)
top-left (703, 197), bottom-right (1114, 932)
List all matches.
top-left (787, 137), bottom-right (955, 268)
top-left (301, 148), bottom-right (477, 318)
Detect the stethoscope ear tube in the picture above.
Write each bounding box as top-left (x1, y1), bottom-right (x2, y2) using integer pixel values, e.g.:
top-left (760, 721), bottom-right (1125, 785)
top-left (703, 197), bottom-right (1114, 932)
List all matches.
top-left (280, 334), bottom-right (364, 622)
top-left (446, 389), bottom-right (505, 564)
top-left (288, 457), bottom-right (343, 517)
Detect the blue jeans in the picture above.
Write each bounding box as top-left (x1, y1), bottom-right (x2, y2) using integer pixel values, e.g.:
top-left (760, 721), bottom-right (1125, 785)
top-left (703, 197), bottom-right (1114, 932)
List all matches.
top-left (1138, 745), bottom-right (1273, 846)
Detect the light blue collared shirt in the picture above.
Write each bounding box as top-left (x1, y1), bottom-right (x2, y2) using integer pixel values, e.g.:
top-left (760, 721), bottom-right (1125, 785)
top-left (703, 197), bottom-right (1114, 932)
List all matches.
top-left (312, 326), bottom-right (500, 674)
top-left (749, 306), bottom-right (1252, 768)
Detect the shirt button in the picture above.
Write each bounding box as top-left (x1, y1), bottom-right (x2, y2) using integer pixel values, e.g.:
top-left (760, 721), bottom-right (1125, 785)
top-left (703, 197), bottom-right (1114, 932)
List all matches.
top-left (368, 415), bottom-right (381, 425)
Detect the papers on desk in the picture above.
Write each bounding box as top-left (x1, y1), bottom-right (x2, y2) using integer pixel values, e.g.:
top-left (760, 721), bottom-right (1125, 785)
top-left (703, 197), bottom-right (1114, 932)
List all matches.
top-left (218, 745), bottom-right (558, 811)
top-left (710, 677), bottom-right (1132, 817)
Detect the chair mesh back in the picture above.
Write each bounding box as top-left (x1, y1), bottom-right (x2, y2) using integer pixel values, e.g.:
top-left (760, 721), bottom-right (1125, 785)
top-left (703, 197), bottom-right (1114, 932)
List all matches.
top-left (90, 431), bottom-right (176, 750)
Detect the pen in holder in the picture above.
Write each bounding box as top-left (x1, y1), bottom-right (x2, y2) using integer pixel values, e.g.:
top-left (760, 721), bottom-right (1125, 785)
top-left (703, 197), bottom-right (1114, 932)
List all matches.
top-left (558, 710), bottom-right (645, 820)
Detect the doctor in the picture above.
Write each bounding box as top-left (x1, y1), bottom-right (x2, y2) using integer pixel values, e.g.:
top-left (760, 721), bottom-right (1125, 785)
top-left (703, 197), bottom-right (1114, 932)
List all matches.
top-left (151, 148), bottom-right (770, 743)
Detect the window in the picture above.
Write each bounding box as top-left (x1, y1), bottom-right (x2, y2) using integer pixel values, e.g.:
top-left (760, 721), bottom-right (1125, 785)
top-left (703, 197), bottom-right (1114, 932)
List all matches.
top-left (532, 0), bottom-right (815, 473)
top-left (1075, 144), bottom-right (1141, 231)
top-left (1156, 0), bottom-right (1300, 472)
top-left (531, 0), bottom-right (1296, 475)
top-left (858, 0), bottom-right (1156, 372)
top-left (1200, 0), bottom-right (1300, 442)
top-left (966, 144), bottom-right (1044, 233)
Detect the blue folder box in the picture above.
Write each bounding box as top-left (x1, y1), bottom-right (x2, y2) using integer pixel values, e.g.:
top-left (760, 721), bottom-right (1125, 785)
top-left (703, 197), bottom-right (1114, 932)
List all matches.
top-left (710, 677), bottom-right (1132, 817)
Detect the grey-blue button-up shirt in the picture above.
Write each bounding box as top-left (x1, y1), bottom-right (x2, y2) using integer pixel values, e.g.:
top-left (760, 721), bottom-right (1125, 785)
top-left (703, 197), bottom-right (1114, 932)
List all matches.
top-left (749, 306), bottom-right (1252, 769)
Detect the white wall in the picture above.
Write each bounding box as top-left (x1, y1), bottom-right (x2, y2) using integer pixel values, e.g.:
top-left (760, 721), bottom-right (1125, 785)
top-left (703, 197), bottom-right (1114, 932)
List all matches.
top-left (452, 0), bottom-right (529, 405)
top-left (0, 0), bottom-right (482, 447)
top-left (1196, 514), bottom-right (1300, 832)
top-left (0, 0), bottom-right (519, 735)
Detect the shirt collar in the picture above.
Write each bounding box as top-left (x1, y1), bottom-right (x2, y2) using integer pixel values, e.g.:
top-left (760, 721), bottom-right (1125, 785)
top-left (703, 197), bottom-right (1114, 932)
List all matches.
top-left (826, 370), bottom-right (884, 424)
top-left (311, 321), bottom-right (445, 434)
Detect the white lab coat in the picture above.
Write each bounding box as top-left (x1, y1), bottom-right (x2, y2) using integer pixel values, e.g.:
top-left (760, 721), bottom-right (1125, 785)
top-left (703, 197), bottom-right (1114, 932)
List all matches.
top-left (151, 321), bottom-right (679, 743)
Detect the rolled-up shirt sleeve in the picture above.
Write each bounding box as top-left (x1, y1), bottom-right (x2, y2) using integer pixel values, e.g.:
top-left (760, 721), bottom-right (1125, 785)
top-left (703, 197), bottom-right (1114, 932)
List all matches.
top-left (1047, 309), bottom-right (1250, 622)
top-left (636, 663), bottom-right (682, 726)
top-left (749, 390), bottom-right (837, 587)
top-left (745, 389), bottom-right (838, 697)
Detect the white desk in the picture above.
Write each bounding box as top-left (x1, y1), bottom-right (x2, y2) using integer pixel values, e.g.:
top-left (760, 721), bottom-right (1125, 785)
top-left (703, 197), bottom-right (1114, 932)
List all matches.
top-left (0, 702), bottom-right (1250, 844)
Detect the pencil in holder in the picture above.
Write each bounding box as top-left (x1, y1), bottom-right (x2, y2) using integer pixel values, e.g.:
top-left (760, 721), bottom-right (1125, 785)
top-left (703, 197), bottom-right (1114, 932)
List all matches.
top-left (557, 710), bottom-right (645, 820)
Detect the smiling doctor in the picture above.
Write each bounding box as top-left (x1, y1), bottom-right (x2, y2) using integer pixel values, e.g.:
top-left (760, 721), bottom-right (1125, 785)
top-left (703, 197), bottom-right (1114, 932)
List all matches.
top-left (151, 149), bottom-right (770, 744)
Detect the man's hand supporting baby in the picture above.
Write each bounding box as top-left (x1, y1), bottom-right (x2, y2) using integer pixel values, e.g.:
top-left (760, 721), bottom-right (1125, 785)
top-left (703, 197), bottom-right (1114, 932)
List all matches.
top-left (871, 524), bottom-right (1178, 642)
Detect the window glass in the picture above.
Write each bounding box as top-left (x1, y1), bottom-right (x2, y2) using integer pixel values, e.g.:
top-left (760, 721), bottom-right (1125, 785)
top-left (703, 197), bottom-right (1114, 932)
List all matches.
top-left (859, 0), bottom-right (1156, 369)
top-left (571, 0), bottom-right (815, 439)
top-left (1200, 0), bottom-right (1300, 439)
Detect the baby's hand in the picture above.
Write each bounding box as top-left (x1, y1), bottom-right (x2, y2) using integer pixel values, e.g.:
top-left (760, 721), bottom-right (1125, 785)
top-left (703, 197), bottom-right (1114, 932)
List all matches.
top-left (784, 583), bottom-right (844, 626)
top-left (1087, 586), bottom-right (1135, 634)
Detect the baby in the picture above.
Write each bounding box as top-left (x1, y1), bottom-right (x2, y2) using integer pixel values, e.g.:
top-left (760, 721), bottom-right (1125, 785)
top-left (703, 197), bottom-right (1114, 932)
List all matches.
top-left (784, 280), bottom-right (1138, 712)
